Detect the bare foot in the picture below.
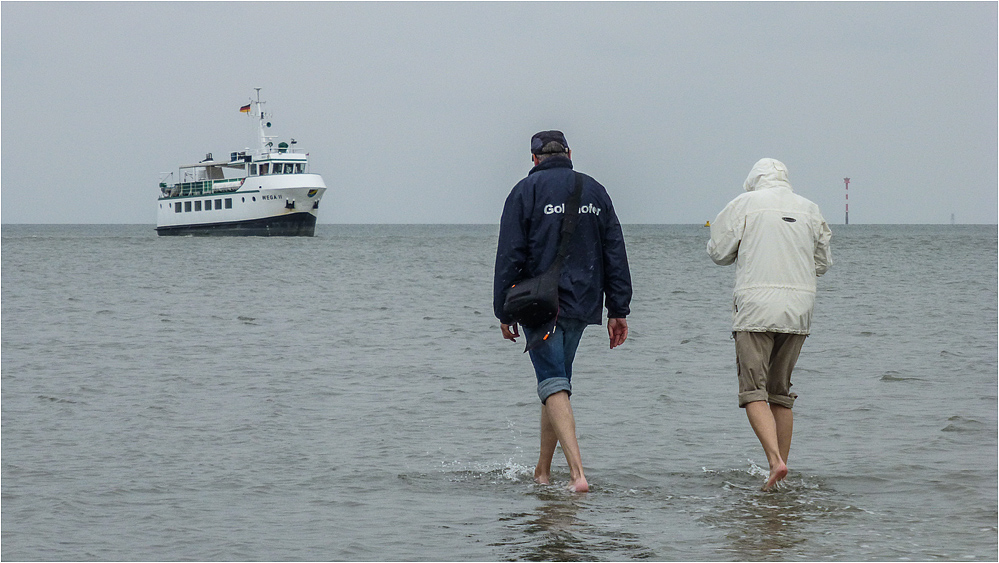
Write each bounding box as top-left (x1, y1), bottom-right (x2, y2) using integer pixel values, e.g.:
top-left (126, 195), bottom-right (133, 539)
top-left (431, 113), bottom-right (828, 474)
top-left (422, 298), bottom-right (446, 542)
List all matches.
top-left (762, 461), bottom-right (788, 491)
top-left (567, 476), bottom-right (589, 492)
top-left (534, 468), bottom-right (550, 485)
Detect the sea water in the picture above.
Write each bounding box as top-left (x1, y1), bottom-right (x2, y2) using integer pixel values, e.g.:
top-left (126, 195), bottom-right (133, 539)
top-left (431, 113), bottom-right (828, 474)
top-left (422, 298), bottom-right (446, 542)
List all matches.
top-left (2, 224), bottom-right (996, 561)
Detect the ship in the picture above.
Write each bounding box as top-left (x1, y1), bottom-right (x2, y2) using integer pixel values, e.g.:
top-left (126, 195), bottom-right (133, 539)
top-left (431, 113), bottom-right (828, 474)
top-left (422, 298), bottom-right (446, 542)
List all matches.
top-left (156, 89), bottom-right (327, 236)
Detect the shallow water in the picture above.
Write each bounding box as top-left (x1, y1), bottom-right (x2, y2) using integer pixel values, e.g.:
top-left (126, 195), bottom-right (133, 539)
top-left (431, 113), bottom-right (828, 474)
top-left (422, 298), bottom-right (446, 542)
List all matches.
top-left (2, 224), bottom-right (996, 560)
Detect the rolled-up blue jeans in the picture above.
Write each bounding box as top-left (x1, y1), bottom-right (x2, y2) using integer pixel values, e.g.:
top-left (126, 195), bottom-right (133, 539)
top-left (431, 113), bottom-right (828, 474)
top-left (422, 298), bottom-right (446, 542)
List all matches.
top-left (522, 317), bottom-right (588, 403)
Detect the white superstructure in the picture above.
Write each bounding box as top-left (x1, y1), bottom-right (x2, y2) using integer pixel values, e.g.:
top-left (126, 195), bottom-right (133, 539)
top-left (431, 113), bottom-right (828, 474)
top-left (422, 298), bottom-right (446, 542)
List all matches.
top-left (156, 89), bottom-right (327, 236)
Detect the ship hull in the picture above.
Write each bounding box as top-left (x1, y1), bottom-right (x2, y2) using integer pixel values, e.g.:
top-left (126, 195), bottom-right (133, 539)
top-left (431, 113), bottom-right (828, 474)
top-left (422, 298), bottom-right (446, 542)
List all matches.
top-left (156, 175), bottom-right (326, 237)
top-left (156, 211), bottom-right (318, 236)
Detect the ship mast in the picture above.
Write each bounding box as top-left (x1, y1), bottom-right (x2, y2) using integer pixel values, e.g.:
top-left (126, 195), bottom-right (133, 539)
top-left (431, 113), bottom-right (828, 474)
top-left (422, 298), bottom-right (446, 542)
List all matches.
top-left (254, 87), bottom-right (276, 153)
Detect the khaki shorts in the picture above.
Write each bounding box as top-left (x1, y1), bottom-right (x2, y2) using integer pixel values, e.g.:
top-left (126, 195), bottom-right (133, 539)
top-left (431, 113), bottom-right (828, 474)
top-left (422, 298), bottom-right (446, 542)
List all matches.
top-left (735, 331), bottom-right (806, 409)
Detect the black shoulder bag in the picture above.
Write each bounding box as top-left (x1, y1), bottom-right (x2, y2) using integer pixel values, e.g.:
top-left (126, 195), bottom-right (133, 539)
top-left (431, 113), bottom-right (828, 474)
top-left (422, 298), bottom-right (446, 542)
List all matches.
top-left (502, 172), bottom-right (584, 351)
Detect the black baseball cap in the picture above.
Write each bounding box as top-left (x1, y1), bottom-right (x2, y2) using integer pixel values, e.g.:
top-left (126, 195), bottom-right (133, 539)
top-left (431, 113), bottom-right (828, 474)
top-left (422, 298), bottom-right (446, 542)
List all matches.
top-left (531, 130), bottom-right (569, 155)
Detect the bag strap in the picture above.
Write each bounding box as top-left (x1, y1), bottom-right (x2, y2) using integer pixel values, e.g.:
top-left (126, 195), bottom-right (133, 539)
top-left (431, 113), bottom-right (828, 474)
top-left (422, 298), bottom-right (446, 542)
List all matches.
top-left (550, 172), bottom-right (585, 271)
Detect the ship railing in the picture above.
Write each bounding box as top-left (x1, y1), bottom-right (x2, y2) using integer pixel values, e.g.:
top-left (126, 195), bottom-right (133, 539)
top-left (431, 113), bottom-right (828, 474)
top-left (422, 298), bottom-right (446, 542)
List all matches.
top-left (251, 146), bottom-right (308, 158)
top-left (161, 178), bottom-right (244, 199)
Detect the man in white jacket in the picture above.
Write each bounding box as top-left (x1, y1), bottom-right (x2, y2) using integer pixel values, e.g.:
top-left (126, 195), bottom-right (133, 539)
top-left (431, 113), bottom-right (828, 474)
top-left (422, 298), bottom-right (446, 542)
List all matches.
top-left (708, 158), bottom-right (832, 490)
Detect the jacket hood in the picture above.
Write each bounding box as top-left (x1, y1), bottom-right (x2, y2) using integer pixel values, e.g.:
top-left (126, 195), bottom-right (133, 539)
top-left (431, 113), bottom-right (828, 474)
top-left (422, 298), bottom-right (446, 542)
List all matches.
top-left (528, 155), bottom-right (573, 176)
top-left (744, 158), bottom-right (792, 192)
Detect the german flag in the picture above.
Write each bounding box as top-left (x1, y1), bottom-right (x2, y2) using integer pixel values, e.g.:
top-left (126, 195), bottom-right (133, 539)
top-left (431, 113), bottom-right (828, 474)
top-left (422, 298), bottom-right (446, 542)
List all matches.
top-left (239, 103), bottom-right (251, 113)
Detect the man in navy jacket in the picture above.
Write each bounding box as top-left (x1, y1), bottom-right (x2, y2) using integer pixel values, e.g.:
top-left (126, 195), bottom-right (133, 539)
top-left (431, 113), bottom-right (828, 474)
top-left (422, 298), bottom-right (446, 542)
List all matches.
top-left (493, 130), bottom-right (632, 492)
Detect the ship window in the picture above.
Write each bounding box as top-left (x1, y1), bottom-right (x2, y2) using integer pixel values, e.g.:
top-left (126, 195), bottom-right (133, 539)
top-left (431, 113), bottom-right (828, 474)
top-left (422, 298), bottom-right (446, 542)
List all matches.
top-left (184, 201), bottom-right (192, 212)
top-left (260, 163), bottom-right (269, 175)
top-left (251, 164), bottom-right (258, 175)
top-left (284, 163), bottom-right (294, 174)
top-left (295, 163), bottom-right (304, 173)
top-left (272, 164), bottom-right (282, 174)
top-left (252, 197), bottom-right (256, 201)
top-left (175, 202), bottom-right (182, 213)
top-left (194, 201), bottom-right (202, 211)
top-left (215, 199), bottom-right (222, 210)
top-left (205, 200), bottom-right (212, 210)
top-left (225, 198), bottom-right (232, 209)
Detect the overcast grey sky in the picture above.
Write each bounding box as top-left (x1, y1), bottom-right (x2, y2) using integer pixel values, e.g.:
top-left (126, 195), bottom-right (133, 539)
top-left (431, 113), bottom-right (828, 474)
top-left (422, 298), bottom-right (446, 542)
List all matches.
top-left (2, 2), bottom-right (996, 224)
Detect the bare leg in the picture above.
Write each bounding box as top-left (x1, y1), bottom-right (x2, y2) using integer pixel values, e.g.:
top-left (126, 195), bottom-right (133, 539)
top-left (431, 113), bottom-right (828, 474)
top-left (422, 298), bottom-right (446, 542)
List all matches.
top-left (542, 391), bottom-right (589, 492)
top-left (535, 403), bottom-right (557, 484)
top-left (770, 404), bottom-right (793, 467)
top-left (745, 401), bottom-right (787, 490)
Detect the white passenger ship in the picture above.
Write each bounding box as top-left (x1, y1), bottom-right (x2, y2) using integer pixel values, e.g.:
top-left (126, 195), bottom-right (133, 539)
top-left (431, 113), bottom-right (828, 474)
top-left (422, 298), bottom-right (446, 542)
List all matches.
top-left (156, 89), bottom-right (326, 236)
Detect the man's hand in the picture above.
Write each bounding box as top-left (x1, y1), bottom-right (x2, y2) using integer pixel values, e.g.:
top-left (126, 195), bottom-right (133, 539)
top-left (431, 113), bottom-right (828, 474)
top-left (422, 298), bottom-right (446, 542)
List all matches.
top-left (608, 317), bottom-right (628, 349)
top-left (501, 323), bottom-right (520, 342)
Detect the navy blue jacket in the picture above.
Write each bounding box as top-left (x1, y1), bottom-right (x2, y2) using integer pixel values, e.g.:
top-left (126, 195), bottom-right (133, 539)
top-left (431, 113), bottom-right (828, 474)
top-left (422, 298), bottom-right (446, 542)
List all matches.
top-left (493, 157), bottom-right (632, 325)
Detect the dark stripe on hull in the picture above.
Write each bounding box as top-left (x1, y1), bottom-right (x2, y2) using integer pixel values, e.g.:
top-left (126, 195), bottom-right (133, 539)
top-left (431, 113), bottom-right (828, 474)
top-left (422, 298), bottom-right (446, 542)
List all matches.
top-left (156, 212), bottom-right (317, 237)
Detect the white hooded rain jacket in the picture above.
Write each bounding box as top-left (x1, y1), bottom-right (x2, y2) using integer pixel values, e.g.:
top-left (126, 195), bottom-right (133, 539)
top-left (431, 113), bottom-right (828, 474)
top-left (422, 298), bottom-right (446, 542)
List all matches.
top-left (707, 158), bottom-right (832, 334)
